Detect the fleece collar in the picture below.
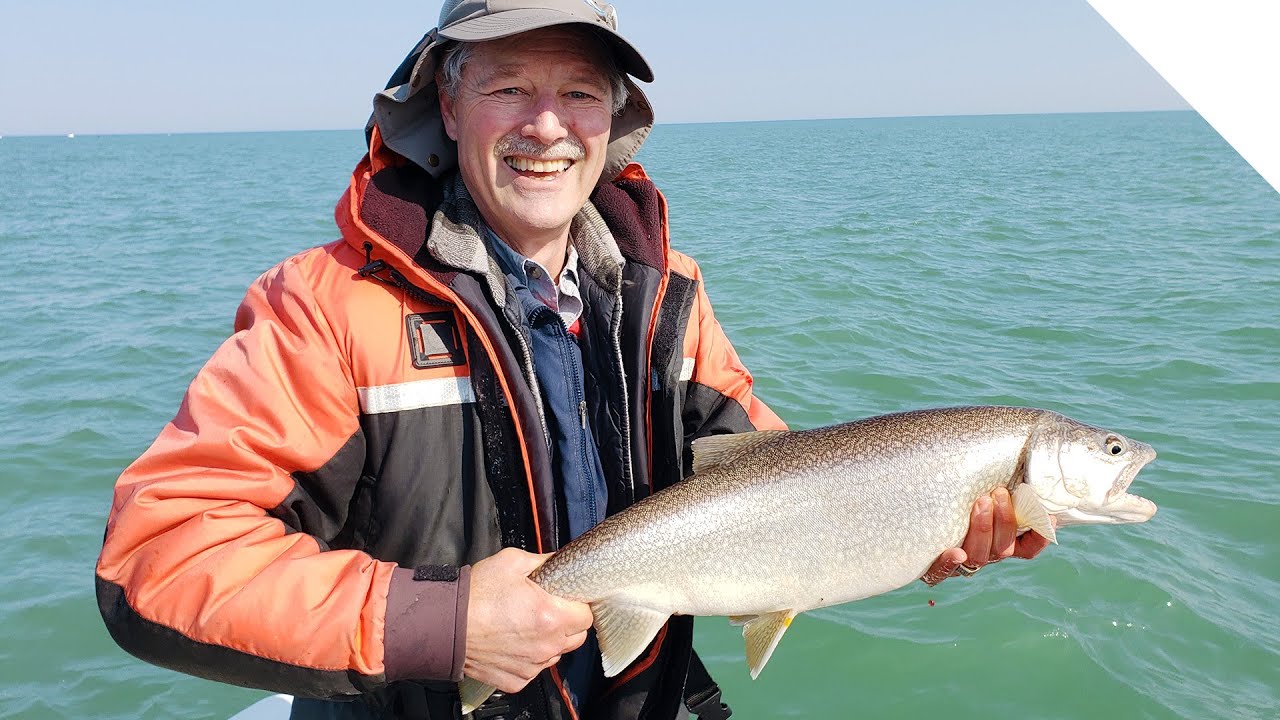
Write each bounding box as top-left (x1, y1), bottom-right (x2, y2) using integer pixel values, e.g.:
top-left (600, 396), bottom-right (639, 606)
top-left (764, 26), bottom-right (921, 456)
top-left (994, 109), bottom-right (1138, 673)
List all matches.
top-left (425, 173), bottom-right (626, 305)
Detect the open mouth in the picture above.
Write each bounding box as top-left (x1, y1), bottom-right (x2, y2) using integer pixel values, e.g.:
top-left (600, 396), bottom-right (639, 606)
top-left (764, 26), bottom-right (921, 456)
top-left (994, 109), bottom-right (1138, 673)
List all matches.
top-left (1107, 442), bottom-right (1157, 502)
top-left (504, 156), bottom-right (573, 178)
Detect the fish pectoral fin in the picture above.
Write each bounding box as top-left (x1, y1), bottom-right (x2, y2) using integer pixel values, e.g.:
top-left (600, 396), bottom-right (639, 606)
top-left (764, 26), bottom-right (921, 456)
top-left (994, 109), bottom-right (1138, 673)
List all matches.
top-left (458, 677), bottom-right (496, 715)
top-left (1013, 483), bottom-right (1058, 545)
top-left (728, 615), bottom-right (753, 626)
top-left (691, 430), bottom-right (787, 474)
top-left (593, 600), bottom-right (670, 678)
top-left (742, 609), bottom-right (797, 680)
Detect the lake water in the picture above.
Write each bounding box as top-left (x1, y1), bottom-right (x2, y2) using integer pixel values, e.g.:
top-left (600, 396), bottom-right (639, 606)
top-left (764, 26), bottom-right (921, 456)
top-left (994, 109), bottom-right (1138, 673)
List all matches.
top-left (1, 111), bottom-right (1276, 718)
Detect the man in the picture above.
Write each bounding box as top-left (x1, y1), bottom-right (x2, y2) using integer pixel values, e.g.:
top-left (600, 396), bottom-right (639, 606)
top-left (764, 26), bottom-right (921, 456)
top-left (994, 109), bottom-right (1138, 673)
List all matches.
top-left (96, 2), bottom-right (1048, 719)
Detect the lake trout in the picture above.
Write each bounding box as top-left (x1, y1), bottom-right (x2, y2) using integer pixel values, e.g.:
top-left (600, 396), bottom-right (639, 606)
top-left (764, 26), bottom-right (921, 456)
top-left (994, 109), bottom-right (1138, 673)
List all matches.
top-left (461, 406), bottom-right (1157, 711)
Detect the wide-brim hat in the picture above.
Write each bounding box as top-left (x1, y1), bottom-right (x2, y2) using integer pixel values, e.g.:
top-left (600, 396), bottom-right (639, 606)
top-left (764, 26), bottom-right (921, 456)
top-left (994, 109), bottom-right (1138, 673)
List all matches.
top-left (370, 0), bottom-right (654, 183)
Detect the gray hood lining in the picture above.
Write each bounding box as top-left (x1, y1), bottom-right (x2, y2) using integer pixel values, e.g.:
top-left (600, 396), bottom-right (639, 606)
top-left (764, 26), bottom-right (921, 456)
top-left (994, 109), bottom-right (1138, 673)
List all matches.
top-left (372, 35), bottom-right (653, 184)
top-left (427, 174), bottom-right (626, 304)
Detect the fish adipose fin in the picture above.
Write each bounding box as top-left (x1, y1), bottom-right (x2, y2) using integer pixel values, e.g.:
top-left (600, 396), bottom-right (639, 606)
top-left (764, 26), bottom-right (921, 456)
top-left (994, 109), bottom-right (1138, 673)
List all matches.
top-left (691, 430), bottom-right (786, 474)
top-left (593, 600), bottom-right (670, 677)
top-left (458, 678), bottom-right (497, 715)
top-left (1013, 483), bottom-right (1058, 544)
top-left (741, 609), bottom-right (797, 680)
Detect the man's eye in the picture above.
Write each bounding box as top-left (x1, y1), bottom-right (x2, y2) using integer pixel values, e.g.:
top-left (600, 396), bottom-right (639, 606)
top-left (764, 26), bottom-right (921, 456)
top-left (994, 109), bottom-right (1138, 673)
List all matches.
top-left (496, 87), bottom-right (524, 96)
top-left (567, 91), bottom-right (597, 101)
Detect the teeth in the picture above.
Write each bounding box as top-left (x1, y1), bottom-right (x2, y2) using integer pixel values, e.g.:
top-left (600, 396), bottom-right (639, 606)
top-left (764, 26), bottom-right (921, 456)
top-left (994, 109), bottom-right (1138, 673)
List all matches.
top-left (506, 157), bottom-right (572, 173)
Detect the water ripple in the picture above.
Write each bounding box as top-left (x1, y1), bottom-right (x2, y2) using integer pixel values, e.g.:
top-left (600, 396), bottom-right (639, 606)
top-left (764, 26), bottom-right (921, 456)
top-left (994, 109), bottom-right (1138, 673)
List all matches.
top-left (3, 116), bottom-right (1278, 718)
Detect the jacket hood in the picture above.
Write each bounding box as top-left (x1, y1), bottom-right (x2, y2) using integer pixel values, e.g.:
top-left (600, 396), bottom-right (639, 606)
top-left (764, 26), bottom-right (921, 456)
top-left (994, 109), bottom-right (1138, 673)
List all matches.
top-left (336, 128), bottom-right (671, 297)
top-left (367, 29), bottom-right (654, 185)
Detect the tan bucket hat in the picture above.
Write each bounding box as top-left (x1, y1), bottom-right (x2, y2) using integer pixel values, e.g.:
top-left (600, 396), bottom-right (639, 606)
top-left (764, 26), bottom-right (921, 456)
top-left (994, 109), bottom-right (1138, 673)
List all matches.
top-left (370, 0), bottom-right (655, 183)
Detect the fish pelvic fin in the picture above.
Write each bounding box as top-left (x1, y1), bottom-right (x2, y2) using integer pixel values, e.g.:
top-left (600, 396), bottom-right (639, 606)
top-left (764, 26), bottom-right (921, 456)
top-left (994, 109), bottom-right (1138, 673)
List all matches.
top-left (458, 677), bottom-right (497, 715)
top-left (593, 600), bottom-right (670, 678)
top-left (1013, 483), bottom-right (1058, 544)
top-left (742, 609), bottom-right (797, 680)
top-left (691, 430), bottom-right (787, 475)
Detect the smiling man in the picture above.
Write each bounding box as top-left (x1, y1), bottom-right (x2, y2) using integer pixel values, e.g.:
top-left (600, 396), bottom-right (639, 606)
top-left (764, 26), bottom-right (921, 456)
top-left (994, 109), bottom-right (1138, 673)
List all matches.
top-left (439, 26), bottom-right (617, 267)
top-left (96, 2), bottom-right (1047, 719)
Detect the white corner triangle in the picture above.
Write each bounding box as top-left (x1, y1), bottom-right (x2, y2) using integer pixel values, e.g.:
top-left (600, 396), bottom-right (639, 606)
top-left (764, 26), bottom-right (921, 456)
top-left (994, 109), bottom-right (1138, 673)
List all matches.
top-left (1086, 1), bottom-right (1280, 194)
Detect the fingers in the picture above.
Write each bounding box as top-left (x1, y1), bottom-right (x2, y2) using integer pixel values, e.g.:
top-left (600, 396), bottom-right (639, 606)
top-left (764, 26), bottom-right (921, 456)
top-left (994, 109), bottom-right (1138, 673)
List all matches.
top-left (563, 630), bottom-right (589, 653)
top-left (465, 547), bottom-right (596, 694)
top-left (469, 665), bottom-right (542, 695)
top-left (990, 487), bottom-right (1017, 561)
top-left (960, 495), bottom-right (995, 569)
top-left (923, 490), bottom-right (1055, 587)
top-left (1014, 524), bottom-right (1053, 559)
top-left (921, 547), bottom-right (966, 586)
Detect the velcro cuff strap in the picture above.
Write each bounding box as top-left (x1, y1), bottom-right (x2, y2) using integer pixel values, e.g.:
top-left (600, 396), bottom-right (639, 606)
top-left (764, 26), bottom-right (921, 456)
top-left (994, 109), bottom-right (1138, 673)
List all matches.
top-left (384, 565), bottom-right (471, 682)
top-left (414, 564), bottom-right (461, 582)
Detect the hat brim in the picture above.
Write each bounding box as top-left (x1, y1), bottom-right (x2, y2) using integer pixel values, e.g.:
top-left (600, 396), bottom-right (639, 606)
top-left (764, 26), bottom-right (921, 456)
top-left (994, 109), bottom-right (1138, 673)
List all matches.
top-left (438, 9), bottom-right (653, 83)
top-left (373, 15), bottom-right (655, 184)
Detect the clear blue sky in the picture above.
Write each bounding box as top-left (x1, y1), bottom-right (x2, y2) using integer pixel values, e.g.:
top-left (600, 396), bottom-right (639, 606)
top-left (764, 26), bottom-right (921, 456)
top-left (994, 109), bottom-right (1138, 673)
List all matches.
top-left (0, 0), bottom-right (1186, 137)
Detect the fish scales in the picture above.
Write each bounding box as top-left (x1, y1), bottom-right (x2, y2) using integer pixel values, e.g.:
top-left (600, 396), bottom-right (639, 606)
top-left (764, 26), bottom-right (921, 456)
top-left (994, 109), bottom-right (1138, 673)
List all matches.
top-left (459, 406), bottom-right (1156, 709)
top-left (534, 406), bottom-right (1047, 614)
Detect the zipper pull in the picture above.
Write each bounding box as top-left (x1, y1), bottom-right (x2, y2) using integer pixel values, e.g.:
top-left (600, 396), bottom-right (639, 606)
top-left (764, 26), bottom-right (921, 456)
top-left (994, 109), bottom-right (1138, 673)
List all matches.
top-left (579, 400), bottom-right (588, 429)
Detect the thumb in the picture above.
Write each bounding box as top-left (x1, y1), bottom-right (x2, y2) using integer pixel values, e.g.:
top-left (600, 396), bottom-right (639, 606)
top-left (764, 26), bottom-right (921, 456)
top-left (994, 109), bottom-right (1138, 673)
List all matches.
top-left (503, 548), bottom-right (554, 576)
top-left (547, 595), bottom-right (594, 631)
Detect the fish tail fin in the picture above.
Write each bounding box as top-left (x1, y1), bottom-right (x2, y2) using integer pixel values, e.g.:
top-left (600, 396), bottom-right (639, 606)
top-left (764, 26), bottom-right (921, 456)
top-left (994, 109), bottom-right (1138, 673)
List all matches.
top-left (459, 677), bottom-right (497, 715)
top-left (592, 600), bottom-right (670, 677)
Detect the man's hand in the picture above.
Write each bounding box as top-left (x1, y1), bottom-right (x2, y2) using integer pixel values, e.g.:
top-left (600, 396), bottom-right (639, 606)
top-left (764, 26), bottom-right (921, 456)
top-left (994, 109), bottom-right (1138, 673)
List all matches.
top-left (464, 548), bottom-right (594, 693)
top-left (921, 487), bottom-right (1053, 586)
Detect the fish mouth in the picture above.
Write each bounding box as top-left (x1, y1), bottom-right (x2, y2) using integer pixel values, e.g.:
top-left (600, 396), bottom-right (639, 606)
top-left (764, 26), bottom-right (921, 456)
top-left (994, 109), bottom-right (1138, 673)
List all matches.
top-left (1107, 441), bottom-right (1157, 501)
top-left (1057, 440), bottom-right (1157, 527)
top-left (1083, 442), bottom-right (1157, 524)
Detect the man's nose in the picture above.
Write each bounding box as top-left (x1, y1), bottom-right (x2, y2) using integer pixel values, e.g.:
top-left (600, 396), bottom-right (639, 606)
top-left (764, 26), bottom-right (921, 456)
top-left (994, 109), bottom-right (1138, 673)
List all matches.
top-left (522, 99), bottom-right (570, 145)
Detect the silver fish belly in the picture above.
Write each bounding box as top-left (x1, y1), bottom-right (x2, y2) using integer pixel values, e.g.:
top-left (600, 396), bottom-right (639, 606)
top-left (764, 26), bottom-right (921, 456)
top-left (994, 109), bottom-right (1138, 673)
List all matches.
top-left (459, 406), bottom-right (1156, 710)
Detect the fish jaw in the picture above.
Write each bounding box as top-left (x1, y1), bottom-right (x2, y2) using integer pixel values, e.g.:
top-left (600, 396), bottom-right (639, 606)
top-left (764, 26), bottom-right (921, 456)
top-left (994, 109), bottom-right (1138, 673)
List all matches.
top-left (1055, 490), bottom-right (1157, 527)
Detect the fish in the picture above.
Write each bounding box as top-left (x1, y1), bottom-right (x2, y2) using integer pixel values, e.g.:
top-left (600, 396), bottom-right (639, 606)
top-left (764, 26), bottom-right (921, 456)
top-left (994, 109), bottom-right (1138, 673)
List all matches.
top-left (460, 406), bottom-right (1157, 712)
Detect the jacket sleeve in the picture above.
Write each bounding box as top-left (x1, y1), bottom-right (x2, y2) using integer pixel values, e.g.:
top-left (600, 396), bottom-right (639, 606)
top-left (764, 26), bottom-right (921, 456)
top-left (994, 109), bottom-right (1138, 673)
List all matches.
top-left (676, 253), bottom-right (788, 447)
top-left (95, 249), bottom-right (467, 698)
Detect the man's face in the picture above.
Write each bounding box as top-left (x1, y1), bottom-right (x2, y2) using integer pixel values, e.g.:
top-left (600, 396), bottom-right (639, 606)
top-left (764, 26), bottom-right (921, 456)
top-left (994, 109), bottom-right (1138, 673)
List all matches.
top-left (439, 27), bottom-right (616, 248)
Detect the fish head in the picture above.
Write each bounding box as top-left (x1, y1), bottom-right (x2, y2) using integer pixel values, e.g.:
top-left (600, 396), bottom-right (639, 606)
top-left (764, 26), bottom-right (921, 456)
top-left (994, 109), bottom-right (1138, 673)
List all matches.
top-left (1025, 413), bottom-right (1158, 527)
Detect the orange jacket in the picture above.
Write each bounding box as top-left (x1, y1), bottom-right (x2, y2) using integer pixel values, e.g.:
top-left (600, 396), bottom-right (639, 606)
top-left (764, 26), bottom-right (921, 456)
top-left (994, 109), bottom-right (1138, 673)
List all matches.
top-left (96, 135), bottom-right (784, 717)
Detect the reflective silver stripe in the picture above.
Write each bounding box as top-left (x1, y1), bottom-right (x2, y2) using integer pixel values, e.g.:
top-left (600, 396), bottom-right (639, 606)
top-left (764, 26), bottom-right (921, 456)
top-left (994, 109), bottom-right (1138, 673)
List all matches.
top-left (679, 358), bottom-right (696, 382)
top-left (358, 377), bottom-right (475, 414)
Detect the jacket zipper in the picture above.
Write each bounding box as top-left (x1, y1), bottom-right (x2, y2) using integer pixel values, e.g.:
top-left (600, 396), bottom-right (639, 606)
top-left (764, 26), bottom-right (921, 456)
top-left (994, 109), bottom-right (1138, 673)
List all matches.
top-left (609, 283), bottom-right (635, 504)
top-left (501, 306), bottom-right (552, 449)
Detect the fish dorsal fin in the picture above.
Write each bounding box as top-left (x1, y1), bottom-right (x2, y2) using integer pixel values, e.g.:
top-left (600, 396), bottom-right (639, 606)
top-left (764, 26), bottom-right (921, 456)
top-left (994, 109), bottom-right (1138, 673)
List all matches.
top-left (458, 678), bottom-right (497, 715)
top-left (593, 599), bottom-right (670, 678)
top-left (741, 609), bottom-right (798, 680)
top-left (692, 430), bottom-right (786, 475)
top-left (1013, 483), bottom-right (1058, 545)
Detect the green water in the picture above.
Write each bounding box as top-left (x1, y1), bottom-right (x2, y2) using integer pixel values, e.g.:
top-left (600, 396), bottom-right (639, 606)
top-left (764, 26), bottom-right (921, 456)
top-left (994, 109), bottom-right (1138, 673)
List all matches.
top-left (1, 111), bottom-right (1276, 718)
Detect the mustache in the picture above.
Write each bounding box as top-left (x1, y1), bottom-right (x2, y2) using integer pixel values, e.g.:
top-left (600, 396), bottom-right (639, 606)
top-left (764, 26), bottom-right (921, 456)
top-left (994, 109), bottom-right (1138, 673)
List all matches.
top-left (494, 134), bottom-right (586, 162)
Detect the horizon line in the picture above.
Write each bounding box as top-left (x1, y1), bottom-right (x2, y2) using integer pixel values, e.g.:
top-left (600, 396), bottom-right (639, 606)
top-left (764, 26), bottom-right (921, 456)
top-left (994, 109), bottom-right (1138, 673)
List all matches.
top-left (0, 107), bottom-right (1195, 140)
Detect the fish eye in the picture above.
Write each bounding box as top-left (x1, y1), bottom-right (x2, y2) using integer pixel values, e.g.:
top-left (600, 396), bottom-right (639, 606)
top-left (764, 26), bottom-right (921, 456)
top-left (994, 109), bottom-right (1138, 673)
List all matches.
top-left (1105, 436), bottom-right (1125, 455)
